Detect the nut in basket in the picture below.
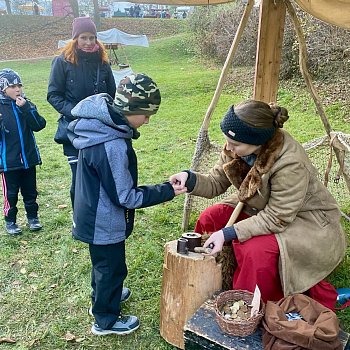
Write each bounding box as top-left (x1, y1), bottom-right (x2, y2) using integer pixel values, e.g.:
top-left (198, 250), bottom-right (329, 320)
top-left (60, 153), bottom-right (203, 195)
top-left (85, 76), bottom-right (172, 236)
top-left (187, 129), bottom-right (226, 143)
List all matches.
top-left (215, 289), bottom-right (265, 337)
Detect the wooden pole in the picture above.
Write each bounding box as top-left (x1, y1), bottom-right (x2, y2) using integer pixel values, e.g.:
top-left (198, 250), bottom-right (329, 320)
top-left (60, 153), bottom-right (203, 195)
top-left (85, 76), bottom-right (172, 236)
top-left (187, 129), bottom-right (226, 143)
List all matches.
top-left (200, 0), bottom-right (254, 132)
top-left (253, 0), bottom-right (286, 103)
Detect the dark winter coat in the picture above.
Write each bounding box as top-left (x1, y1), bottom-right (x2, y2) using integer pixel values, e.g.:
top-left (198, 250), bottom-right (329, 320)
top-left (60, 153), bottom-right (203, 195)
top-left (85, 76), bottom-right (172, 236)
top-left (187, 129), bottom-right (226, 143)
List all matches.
top-left (190, 129), bottom-right (346, 296)
top-left (67, 93), bottom-right (175, 245)
top-left (47, 50), bottom-right (116, 156)
top-left (0, 94), bottom-right (46, 172)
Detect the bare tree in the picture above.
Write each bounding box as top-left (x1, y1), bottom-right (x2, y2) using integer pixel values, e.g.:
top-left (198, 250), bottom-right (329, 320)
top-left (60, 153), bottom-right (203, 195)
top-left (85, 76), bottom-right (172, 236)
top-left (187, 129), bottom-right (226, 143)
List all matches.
top-left (5, 0), bottom-right (12, 14)
top-left (92, 0), bottom-right (101, 29)
top-left (68, 0), bottom-right (79, 17)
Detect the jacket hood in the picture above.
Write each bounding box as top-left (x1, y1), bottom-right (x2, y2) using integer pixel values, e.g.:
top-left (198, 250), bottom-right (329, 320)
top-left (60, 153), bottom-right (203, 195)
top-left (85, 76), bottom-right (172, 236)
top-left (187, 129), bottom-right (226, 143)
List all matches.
top-left (68, 93), bottom-right (135, 150)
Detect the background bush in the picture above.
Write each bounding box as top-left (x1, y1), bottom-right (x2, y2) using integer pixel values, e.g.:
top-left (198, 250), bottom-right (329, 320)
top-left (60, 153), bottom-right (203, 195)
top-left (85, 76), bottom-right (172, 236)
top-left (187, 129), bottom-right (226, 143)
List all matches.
top-left (187, 2), bottom-right (350, 80)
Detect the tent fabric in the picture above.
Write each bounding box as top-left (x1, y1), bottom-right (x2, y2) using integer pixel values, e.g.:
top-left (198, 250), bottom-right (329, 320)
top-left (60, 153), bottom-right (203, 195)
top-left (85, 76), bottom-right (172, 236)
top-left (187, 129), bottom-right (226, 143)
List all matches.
top-left (112, 67), bottom-right (134, 86)
top-left (58, 28), bottom-right (149, 48)
top-left (294, 0), bottom-right (350, 29)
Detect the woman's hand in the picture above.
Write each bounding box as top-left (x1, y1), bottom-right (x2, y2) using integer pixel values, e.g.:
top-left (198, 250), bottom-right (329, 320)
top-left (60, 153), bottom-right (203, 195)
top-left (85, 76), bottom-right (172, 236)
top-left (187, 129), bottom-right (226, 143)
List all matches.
top-left (203, 230), bottom-right (225, 255)
top-left (169, 171), bottom-right (188, 190)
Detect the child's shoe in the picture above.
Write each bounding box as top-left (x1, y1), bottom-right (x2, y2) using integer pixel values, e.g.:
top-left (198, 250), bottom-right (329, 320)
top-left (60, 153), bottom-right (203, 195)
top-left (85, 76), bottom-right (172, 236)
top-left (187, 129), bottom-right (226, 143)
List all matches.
top-left (27, 218), bottom-right (42, 231)
top-left (91, 315), bottom-right (140, 336)
top-left (89, 287), bottom-right (131, 316)
top-left (5, 222), bottom-right (22, 235)
top-left (120, 287), bottom-right (131, 303)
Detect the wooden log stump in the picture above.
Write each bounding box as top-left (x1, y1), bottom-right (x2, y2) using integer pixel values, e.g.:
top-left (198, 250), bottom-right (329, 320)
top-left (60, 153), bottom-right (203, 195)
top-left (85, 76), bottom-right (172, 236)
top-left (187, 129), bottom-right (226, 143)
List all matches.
top-left (160, 240), bottom-right (222, 349)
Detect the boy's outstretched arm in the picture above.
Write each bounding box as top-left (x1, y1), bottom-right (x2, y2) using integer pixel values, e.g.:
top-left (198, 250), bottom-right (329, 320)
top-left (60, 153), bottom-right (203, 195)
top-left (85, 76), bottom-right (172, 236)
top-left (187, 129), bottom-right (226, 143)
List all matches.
top-left (94, 140), bottom-right (176, 209)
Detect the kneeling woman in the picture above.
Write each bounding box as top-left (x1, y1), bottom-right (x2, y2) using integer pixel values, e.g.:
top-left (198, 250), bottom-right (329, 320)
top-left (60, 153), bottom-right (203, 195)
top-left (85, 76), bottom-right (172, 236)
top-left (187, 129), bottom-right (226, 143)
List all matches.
top-left (170, 100), bottom-right (346, 311)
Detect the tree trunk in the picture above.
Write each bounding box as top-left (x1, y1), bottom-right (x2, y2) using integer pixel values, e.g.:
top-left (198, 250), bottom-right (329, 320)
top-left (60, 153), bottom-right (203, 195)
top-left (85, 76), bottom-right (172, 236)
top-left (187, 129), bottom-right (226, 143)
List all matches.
top-left (68, 0), bottom-right (79, 17)
top-left (5, 0), bottom-right (11, 14)
top-left (92, 0), bottom-right (101, 30)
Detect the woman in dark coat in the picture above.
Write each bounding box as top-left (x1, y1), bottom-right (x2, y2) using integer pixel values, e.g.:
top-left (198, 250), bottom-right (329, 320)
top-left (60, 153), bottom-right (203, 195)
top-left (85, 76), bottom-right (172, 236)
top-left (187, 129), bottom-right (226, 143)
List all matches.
top-left (47, 16), bottom-right (116, 207)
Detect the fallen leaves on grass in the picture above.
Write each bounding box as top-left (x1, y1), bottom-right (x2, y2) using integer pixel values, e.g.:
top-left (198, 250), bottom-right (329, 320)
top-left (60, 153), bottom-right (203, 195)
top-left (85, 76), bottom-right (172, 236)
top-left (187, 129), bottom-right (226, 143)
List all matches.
top-left (0, 337), bottom-right (16, 344)
top-left (64, 331), bottom-right (85, 343)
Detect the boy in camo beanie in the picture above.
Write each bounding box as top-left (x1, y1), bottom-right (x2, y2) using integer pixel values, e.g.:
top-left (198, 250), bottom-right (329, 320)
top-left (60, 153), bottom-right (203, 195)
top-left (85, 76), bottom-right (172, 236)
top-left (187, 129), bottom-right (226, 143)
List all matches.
top-left (114, 73), bottom-right (161, 116)
top-left (67, 73), bottom-right (184, 336)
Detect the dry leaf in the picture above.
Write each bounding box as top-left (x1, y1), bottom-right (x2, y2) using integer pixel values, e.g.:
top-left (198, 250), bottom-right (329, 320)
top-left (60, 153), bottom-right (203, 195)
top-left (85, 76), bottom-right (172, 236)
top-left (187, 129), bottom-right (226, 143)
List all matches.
top-left (64, 331), bottom-right (76, 341)
top-left (0, 337), bottom-right (16, 344)
top-left (58, 204), bottom-right (68, 209)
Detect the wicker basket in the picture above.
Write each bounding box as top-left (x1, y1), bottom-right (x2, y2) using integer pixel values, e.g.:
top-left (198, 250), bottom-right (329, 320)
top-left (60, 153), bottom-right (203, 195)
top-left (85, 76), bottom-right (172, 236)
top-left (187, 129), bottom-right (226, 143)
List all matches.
top-left (215, 289), bottom-right (265, 337)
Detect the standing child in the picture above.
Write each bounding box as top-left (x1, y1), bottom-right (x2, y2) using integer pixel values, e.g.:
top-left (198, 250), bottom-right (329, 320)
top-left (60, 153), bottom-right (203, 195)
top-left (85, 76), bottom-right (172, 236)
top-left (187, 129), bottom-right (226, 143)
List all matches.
top-left (68, 73), bottom-right (186, 335)
top-left (0, 68), bottom-right (46, 235)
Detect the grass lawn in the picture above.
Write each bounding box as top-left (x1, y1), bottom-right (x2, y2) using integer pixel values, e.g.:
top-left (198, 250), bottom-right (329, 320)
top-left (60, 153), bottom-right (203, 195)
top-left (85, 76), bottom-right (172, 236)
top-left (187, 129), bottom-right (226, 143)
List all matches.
top-left (0, 33), bottom-right (349, 349)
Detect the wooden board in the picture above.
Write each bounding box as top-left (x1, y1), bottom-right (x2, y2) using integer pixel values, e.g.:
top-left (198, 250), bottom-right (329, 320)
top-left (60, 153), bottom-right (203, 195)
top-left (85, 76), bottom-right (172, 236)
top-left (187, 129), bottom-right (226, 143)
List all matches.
top-left (294, 0), bottom-right (350, 29)
top-left (184, 294), bottom-right (350, 349)
top-left (160, 240), bottom-right (222, 349)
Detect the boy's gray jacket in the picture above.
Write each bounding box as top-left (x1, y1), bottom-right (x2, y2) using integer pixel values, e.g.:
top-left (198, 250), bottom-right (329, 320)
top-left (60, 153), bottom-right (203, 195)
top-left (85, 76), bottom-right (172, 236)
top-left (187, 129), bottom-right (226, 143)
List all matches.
top-left (68, 93), bottom-right (175, 245)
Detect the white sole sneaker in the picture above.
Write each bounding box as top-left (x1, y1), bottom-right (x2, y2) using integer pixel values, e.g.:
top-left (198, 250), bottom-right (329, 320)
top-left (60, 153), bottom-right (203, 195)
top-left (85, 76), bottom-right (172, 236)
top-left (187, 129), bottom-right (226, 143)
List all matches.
top-left (91, 315), bottom-right (140, 336)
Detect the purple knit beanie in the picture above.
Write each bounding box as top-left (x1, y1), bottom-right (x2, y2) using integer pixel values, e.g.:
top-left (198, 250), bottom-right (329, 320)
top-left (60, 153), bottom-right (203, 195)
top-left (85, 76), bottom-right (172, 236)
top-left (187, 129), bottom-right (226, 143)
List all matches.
top-left (72, 17), bottom-right (97, 39)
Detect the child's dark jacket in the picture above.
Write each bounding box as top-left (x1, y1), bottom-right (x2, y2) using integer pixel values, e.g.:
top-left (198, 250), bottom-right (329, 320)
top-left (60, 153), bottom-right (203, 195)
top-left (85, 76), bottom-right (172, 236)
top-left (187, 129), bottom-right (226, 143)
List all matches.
top-left (0, 94), bottom-right (46, 172)
top-left (68, 93), bottom-right (175, 245)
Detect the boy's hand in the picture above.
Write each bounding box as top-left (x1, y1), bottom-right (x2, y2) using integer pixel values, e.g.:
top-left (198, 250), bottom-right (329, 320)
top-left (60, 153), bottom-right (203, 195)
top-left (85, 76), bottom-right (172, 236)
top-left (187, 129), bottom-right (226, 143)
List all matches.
top-left (16, 96), bottom-right (26, 107)
top-left (172, 183), bottom-right (187, 196)
top-left (169, 171), bottom-right (188, 189)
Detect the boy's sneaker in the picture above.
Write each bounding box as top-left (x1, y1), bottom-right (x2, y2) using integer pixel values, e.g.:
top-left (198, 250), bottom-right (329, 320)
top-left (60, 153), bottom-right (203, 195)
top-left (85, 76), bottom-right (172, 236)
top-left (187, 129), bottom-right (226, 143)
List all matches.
top-left (120, 287), bottom-right (131, 303)
top-left (89, 287), bottom-right (131, 316)
top-left (5, 222), bottom-right (22, 235)
top-left (91, 315), bottom-right (140, 336)
top-left (27, 218), bottom-right (42, 231)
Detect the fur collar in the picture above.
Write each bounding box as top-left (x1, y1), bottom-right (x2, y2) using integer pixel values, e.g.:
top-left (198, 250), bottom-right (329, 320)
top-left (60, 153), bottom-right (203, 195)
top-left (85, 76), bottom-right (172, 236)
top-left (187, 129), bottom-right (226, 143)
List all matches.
top-left (223, 129), bottom-right (284, 201)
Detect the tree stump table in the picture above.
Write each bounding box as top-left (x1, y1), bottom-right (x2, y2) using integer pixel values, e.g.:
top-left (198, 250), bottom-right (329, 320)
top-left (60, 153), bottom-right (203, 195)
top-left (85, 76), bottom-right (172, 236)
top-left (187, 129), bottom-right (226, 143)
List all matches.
top-left (160, 240), bottom-right (222, 349)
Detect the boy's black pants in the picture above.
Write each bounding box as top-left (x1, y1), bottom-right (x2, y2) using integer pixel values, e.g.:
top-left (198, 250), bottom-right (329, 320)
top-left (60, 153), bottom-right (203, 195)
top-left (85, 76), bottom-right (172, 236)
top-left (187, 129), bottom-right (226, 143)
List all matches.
top-left (1, 167), bottom-right (38, 222)
top-left (89, 241), bottom-right (128, 329)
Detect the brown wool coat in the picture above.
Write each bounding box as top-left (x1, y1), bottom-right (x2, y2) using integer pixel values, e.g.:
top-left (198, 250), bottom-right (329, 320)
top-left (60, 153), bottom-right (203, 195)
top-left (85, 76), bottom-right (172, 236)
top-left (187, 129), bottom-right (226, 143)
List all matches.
top-left (191, 129), bottom-right (347, 296)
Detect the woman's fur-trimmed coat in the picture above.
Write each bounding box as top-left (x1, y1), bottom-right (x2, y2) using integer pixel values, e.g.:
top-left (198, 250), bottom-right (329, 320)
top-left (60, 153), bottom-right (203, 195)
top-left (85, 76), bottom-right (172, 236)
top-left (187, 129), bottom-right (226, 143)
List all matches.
top-left (191, 129), bottom-right (347, 296)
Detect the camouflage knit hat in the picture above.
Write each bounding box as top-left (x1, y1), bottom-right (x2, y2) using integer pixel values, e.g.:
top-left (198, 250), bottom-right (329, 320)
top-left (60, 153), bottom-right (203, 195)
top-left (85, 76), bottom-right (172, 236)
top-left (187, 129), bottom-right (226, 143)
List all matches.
top-left (114, 73), bottom-right (161, 116)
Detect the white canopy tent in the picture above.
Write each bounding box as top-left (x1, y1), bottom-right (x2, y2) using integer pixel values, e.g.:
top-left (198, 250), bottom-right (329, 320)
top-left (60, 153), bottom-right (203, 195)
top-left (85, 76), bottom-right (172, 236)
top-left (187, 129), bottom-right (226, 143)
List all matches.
top-left (57, 27), bottom-right (149, 48)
